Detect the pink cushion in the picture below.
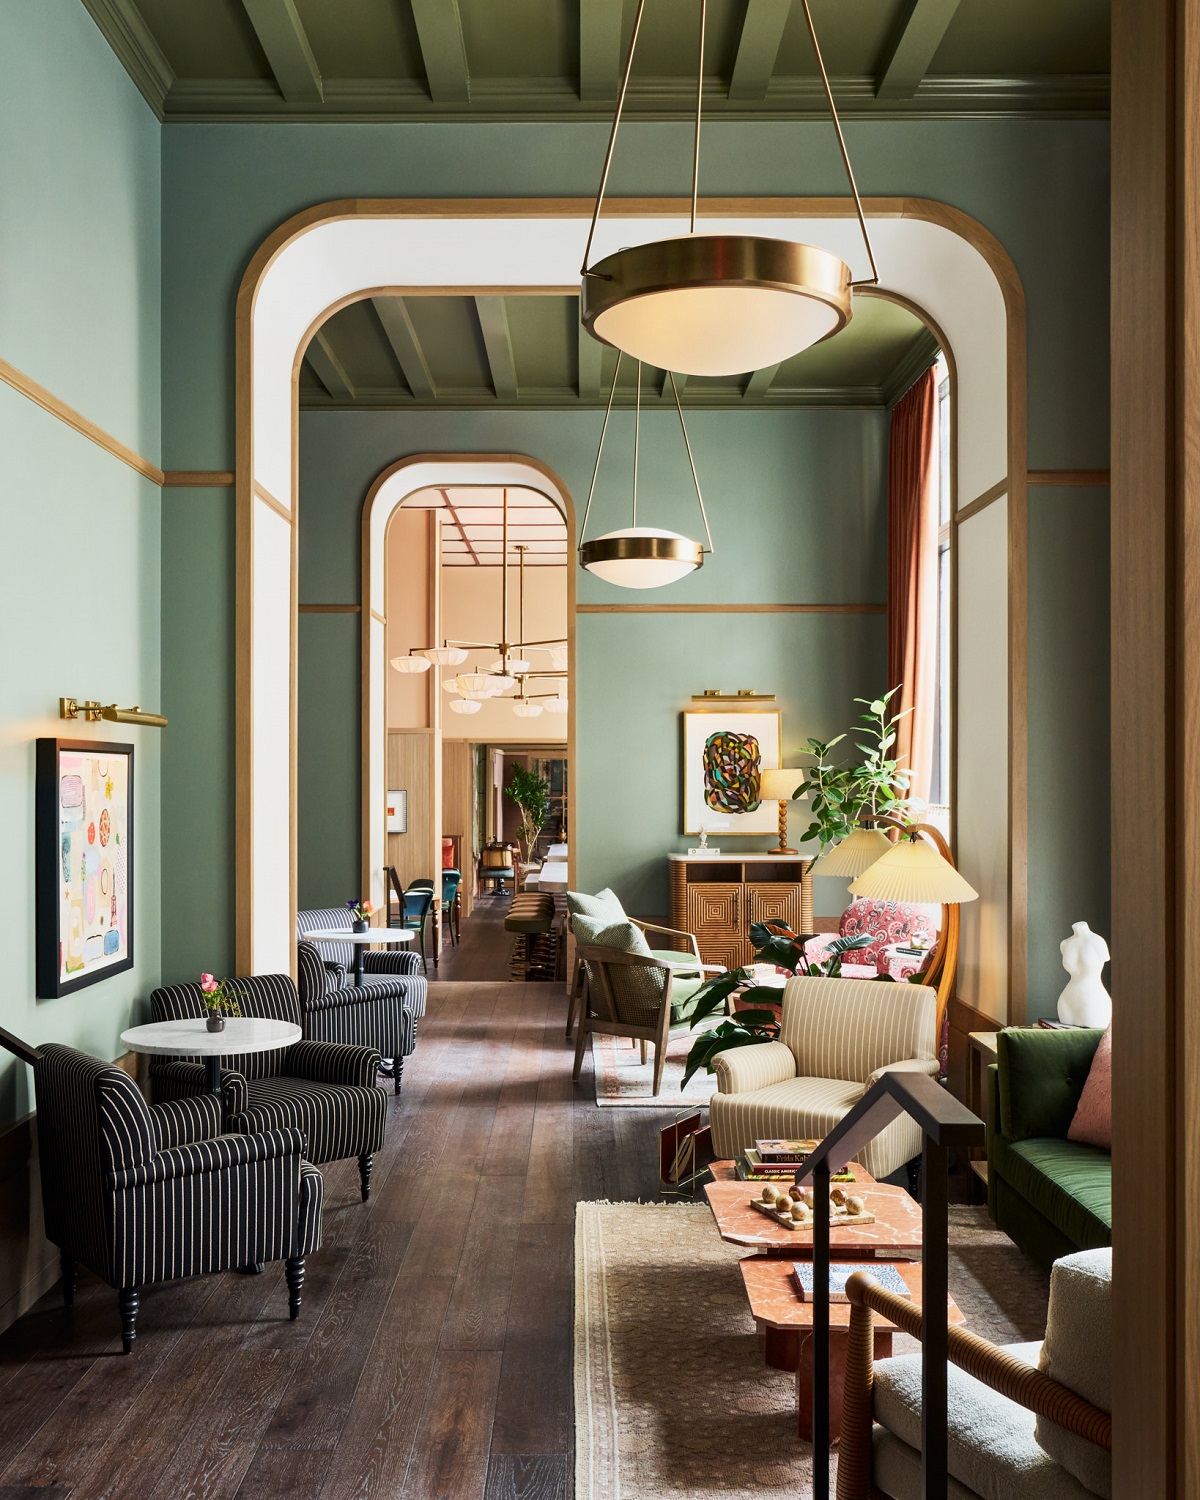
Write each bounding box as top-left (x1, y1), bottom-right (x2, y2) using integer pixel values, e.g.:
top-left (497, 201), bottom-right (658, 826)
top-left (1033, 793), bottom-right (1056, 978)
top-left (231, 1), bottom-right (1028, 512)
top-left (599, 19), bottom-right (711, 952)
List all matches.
top-left (1067, 1024), bottom-right (1112, 1149)
top-left (838, 898), bottom-right (938, 976)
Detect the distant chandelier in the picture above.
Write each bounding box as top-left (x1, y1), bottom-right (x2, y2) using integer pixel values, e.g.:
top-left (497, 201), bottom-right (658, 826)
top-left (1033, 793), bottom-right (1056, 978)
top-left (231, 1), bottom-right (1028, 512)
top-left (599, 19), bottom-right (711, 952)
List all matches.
top-left (578, 353), bottom-right (712, 589)
top-left (579, 0), bottom-right (878, 377)
top-left (389, 487), bottom-right (568, 720)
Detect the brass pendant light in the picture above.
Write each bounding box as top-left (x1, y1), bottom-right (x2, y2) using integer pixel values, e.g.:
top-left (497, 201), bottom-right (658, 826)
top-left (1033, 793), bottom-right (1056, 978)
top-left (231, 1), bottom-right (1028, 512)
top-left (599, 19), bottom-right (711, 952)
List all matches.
top-left (578, 353), bottom-right (713, 589)
top-left (580, 0), bottom-right (879, 378)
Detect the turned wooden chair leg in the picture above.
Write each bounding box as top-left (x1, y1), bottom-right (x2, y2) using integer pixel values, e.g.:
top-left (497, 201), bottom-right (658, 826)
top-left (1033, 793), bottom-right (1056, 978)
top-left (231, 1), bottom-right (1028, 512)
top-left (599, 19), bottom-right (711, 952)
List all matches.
top-left (285, 1255), bottom-right (305, 1320)
top-left (358, 1153), bottom-right (374, 1201)
top-left (117, 1286), bottom-right (140, 1354)
top-left (61, 1254), bottom-right (77, 1309)
top-left (393, 1054), bottom-right (404, 1097)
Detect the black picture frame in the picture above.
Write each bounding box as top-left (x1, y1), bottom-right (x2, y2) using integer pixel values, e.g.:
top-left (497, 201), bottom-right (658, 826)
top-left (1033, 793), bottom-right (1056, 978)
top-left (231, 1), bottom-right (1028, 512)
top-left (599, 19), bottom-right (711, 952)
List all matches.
top-left (36, 738), bottom-right (135, 998)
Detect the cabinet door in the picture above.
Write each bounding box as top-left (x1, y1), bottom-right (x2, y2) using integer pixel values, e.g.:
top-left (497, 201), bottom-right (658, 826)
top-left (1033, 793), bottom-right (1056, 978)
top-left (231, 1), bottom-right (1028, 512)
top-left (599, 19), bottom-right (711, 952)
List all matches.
top-left (685, 883), bottom-right (743, 969)
top-left (745, 883), bottom-right (800, 935)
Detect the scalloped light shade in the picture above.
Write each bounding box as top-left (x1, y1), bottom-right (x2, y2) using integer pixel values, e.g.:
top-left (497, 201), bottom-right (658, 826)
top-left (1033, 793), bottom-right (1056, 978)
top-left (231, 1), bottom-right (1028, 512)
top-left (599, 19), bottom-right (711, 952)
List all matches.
top-left (390, 654), bottom-right (432, 675)
top-left (455, 673), bottom-right (498, 698)
top-left (548, 646), bottom-right (569, 671)
top-left (543, 695), bottom-right (569, 715)
top-left (491, 674), bottom-right (518, 694)
top-left (491, 656), bottom-right (531, 675)
top-left (849, 838), bottom-right (979, 905)
top-left (512, 700), bottom-right (543, 718)
top-left (421, 646), bottom-right (469, 667)
top-left (448, 697), bottom-right (482, 716)
top-left (815, 828), bottom-right (894, 879)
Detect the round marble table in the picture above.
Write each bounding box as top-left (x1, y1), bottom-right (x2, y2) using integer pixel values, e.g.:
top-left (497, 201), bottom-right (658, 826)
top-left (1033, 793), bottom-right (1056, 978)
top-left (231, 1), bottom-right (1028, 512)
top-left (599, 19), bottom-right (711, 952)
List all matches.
top-left (300, 926), bottom-right (414, 986)
top-left (121, 1016), bottom-right (301, 1094)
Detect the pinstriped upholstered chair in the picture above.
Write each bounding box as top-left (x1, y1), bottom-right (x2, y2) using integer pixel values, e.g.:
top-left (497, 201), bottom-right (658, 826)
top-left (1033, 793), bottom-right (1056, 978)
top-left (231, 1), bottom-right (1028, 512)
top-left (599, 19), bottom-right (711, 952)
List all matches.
top-left (35, 1044), bottom-right (323, 1353)
top-left (297, 906), bottom-right (428, 1018)
top-left (149, 973), bottom-right (387, 1201)
top-left (295, 940), bottom-right (419, 1097)
top-left (707, 975), bottom-right (939, 1181)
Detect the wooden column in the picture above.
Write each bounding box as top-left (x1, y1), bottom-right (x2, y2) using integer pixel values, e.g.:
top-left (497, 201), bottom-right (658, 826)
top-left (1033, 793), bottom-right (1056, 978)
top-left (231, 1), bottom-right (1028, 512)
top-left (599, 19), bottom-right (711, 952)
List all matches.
top-left (1111, 0), bottom-right (1200, 1491)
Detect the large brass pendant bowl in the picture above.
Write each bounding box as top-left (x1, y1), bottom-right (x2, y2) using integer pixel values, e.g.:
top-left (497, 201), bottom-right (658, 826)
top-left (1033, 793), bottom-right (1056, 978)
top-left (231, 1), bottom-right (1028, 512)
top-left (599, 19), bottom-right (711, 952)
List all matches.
top-left (581, 234), bottom-right (853, 378)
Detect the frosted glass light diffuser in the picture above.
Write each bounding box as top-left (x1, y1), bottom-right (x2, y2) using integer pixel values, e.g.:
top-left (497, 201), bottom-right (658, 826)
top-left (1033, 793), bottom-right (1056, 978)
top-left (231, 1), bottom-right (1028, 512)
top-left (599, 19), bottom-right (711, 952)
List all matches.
top-left (580, 527), bottom-right (703, 589)
top-left (582, 236), bottom-right (852, 378)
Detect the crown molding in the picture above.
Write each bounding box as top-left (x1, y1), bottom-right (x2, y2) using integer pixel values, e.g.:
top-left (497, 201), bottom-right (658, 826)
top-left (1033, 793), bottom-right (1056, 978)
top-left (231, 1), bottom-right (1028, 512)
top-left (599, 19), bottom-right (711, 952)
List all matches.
top-left (297, 382), bottom-right (894, 412)
top-left (881, 328), bottom-right (942, 406)
top-left (80, 0), bottom-right (173, 119)
top-left (160, 71), bottom-right (1109, 124)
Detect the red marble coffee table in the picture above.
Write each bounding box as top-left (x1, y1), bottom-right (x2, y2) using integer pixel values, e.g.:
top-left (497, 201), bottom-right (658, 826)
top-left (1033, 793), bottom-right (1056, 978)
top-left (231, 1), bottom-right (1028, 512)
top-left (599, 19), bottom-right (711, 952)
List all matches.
top-left (738, 1256), bottom-right (965, 1441)
top-left (703, 1177), bottom-right (922, 1258)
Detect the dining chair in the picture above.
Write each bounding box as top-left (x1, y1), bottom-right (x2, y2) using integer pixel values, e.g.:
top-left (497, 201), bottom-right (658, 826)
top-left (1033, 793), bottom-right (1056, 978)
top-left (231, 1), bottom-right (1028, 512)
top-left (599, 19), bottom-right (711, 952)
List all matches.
top-left (442, 868), bottom-right (463, 946)
top-left (385, 869), bottom-right (436, 973)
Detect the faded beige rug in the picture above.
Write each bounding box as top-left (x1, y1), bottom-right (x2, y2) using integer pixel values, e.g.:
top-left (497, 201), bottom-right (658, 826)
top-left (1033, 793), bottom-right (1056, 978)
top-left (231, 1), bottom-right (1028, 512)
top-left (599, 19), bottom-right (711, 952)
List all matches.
top-left (591, 1030), bottom-right (719, 1108)
top-left (573, 1200), bottom-right (1050, 1499)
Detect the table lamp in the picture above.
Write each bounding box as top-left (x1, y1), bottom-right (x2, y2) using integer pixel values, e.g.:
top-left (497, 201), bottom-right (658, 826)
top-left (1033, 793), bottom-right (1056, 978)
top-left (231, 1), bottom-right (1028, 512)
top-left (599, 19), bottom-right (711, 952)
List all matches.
top-left (757, 768), bottom-right (805, 855)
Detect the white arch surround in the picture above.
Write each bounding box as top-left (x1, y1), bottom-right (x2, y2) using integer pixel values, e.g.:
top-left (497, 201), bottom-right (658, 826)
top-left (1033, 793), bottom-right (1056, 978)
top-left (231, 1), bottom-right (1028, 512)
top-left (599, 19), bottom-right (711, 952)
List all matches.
top-left (235, 197), bottom-right (1026, 1010)
top-left (359, 455), bottom-right (576, 921)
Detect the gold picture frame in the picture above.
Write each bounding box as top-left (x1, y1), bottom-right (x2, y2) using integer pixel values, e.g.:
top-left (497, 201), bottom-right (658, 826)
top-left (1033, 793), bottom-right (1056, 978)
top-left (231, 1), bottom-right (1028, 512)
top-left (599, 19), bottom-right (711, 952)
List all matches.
top-left (681, 709), bottom-right (782, 837)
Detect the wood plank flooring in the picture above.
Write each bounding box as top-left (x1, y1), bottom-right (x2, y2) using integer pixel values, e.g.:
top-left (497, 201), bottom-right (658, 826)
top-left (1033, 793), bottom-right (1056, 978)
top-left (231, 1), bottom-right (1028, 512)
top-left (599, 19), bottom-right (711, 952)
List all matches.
top-left (0, 978), bottom-right (679, 1499)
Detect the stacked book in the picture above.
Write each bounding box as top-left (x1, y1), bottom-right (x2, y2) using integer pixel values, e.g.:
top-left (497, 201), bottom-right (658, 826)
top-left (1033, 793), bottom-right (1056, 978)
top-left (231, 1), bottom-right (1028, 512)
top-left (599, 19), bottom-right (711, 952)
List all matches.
top-left (733, 1138), bottom-right (857, 1184)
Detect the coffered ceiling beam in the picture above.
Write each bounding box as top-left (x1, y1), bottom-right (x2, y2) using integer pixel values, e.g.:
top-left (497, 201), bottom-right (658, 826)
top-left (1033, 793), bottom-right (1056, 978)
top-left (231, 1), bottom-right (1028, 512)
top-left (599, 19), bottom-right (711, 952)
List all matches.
top-left (874, 0), bottom-right (963, 100)
top-left (373, 298), bottom-right (436, 399)
top-left (306, 331), bottom-right (355, 400)
top-left (240, 0), bottom-right (323, 104)
top-left (743, 362), bottom-right (782, 399)
top-left (475, 298), bottom-right (519, 401)
top-left (577, 321), bottom-right (604, 400)
top-left (579, 0), bottom-right (624, 102)
top-left (729, 0), bottom-right (792, 102)
top-left (410, 0), bottom-right (471, 104)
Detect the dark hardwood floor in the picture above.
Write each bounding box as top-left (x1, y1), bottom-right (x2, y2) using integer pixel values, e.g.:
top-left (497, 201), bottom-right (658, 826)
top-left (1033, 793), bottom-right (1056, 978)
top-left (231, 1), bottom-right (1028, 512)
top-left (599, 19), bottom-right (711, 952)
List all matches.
top-left (0, 977), bottom-right (679, 1500)
top-left (434, 892), bottom-right (528, 983)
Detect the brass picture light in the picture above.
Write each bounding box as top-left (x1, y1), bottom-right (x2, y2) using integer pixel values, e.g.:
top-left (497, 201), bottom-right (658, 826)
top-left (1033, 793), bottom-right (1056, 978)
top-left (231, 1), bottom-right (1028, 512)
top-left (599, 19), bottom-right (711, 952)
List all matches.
top-left (60, 697), bottom-right (168, 729)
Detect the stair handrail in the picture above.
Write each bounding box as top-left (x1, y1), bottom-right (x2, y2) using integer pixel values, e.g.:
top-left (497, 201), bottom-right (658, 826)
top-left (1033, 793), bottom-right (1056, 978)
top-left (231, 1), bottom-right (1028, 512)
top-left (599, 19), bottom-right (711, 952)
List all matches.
top-left (793, 1069), bottom-right (984, 1500)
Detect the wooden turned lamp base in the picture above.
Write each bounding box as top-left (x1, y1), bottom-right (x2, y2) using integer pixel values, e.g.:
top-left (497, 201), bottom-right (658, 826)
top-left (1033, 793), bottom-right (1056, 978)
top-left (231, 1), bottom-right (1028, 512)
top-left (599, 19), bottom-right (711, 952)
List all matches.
top-left (768, 798), bottom-right (797, 855)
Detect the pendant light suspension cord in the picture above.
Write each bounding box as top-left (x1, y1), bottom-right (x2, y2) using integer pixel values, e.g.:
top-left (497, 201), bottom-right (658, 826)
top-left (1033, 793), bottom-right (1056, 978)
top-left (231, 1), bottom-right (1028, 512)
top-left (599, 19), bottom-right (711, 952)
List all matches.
top-left (798, 0), bottom-right (878, 287)
top-left (669, 371), bottom-right (714, 554)
top-left (632, 361), bottom-right (641, 527)
top-left (581, 0), bottom-right (648, 277)
top-left (690, 0), bottom-right (706, 235)
top-left (578, 351), bottom-right (625, 551)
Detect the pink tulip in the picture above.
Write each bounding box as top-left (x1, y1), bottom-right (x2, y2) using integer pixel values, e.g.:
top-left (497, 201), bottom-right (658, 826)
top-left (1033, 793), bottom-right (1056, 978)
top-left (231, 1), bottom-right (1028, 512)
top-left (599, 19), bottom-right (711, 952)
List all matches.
top-left (200, 973), bottom-right (218, 993)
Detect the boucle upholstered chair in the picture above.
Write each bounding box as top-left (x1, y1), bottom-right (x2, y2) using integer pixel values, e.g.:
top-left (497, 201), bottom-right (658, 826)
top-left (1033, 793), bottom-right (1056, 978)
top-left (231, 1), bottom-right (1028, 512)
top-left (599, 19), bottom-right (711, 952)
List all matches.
top-left (837, 1248), bottom-right (1111, 1499)
top-left (149, 973), bottom-right (387, 1201)
top-left (36, 1044), bottom-right (323, 1353)
top-left (707, 975), bottom-right (938, 1180)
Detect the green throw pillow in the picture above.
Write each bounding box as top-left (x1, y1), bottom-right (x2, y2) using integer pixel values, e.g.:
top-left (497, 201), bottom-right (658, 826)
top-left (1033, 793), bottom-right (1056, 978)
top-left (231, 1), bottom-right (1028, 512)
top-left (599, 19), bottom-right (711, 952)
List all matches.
top-left (571, 914), bottom-right (651, 956)
top-left (566, 887), bottom-right (626, 921)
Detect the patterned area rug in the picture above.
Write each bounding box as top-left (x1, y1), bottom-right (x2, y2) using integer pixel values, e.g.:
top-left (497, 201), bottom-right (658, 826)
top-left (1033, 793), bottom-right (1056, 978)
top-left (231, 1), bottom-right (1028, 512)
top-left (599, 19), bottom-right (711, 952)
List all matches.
top-left (573, 1200), bottom-right (1050, 1499)
top-left (590, 1030), bottom-right (719, 1108)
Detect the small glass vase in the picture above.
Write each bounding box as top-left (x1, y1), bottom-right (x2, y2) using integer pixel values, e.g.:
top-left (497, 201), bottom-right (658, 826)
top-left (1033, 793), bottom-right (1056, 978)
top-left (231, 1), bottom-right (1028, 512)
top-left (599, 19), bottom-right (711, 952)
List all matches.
top-left (352, 918), bottom-right (369, 934)
top-left (205, 1011), bottom-right (226, 1033)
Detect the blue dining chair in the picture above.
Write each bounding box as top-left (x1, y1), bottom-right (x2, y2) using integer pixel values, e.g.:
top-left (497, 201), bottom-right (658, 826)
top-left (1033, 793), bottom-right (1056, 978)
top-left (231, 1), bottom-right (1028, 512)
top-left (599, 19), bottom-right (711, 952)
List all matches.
top-left (442, 868), bottom-right (463, 947)
top-left (386, 869), bottom-right (435, 974)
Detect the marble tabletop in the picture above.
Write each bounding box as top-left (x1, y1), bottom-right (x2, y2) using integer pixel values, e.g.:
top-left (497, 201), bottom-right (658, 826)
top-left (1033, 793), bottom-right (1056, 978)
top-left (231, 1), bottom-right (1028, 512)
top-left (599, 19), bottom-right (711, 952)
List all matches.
top-left (704, 1178), bottom-right (922, 1256)
top-left (738, 1254), bottom-right (964, 1333)
top-left (301, 928), bottom-right (413, 943)
top-left (120, 1017), bottom-right (301, 1057)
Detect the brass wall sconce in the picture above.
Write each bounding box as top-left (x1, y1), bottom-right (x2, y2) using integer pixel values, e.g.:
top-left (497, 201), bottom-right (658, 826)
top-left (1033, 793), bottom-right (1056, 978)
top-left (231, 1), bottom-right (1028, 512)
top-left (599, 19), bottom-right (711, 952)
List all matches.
top-left (692, 690), bottom-right (776, 702)
top-left (60, 697), bottom-right (168, 729)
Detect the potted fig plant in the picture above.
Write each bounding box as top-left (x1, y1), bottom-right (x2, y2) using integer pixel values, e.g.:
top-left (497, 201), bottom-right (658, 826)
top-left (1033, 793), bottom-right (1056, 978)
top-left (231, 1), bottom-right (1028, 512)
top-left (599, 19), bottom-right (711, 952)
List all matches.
top-left (796, 686), bottom-right (915, 858)
top-left (505, 766), bottom-right (551, 870)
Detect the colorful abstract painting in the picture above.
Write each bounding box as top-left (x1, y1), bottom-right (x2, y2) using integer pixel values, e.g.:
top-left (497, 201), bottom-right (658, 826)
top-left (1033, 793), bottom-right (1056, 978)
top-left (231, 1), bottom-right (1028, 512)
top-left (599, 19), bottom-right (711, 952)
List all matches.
top-left (681, 711), bottom-right (780, 837)
top-left (36, 739), bottom-right (134, 997)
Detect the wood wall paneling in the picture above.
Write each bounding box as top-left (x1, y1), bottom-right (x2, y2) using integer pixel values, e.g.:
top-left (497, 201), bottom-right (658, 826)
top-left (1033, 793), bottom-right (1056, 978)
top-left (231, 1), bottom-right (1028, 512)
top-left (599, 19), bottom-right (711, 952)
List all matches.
top-left (386, 731), bottom-right (434, 891)
top-left (442, 739), bottom-right (476, 920)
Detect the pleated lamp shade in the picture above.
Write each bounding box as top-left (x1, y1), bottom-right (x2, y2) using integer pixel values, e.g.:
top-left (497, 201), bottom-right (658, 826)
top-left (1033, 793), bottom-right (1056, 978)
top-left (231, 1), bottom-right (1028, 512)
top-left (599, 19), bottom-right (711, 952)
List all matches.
top-left (815, 827), bottom-right (894, 878)
top-left (849, 837), bottom-right (978, 905)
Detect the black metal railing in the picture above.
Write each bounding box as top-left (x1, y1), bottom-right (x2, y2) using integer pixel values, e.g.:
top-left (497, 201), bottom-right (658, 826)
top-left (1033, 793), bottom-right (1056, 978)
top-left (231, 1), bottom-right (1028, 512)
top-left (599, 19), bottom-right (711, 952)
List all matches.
top-left (795, 1070), bottom-right (984, 1500)
top-left (0, 1025), bottom-right (40, 1068)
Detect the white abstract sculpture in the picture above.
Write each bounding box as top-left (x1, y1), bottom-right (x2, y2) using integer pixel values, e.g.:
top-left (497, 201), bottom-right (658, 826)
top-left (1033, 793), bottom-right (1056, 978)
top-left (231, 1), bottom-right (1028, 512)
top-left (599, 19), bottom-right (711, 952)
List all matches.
top-left (1057, 922), bottom-right (1112, 1028)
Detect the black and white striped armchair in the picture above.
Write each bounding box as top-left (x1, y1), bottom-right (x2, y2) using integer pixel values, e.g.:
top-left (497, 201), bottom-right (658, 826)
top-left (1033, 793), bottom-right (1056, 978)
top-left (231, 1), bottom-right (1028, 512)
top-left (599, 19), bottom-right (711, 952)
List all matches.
top-left (296, 907), bottom-right (428, 1021)
top-left (294, 934), bottom-right (423, 1098)
top-left (35, 1043), bottom-right (323, 1353)
top-left (149, 973), bottom-right (387, 1201)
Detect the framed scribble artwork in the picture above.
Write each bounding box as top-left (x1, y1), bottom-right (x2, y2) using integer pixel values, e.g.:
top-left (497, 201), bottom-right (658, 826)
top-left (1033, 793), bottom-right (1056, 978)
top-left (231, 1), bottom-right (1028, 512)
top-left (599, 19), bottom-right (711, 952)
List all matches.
top-left (681, 711), bottom-right (781, 836)
top-left (35, 739), bottom-right (134, 997)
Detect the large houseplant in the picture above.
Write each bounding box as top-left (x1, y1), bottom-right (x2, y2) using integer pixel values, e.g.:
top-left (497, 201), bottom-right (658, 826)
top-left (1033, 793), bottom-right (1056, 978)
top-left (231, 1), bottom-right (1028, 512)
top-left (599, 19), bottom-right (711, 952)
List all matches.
top-left (505, 766), bottom-right (551, 868)
top-left (795, 686), bottom-right (914, 858)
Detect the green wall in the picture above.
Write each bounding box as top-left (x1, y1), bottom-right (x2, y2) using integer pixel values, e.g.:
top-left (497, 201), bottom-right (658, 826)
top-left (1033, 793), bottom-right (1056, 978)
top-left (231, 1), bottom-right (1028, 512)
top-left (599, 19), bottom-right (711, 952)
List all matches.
top-left (158, 118), bottom-right (1111, 1014)
top-left (0, 0), bottom-right (161, 1128)
top-left (296, 406), bottom-right (889, 916)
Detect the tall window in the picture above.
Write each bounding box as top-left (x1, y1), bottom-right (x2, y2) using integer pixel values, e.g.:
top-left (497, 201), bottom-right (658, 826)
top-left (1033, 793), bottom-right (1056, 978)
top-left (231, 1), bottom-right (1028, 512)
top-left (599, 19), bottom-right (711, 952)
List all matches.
top-left (928, 355), bottom-right (952, 825)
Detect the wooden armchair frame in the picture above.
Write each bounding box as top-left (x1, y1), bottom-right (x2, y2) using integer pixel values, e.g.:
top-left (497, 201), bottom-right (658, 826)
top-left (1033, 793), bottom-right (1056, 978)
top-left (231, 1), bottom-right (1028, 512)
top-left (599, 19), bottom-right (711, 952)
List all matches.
top-left (566, 916), bottom-right (702, 1041)
top-left (571, 945), bottom-right (676, 1095)
top-left (836, 1271), bottom-right (1111, 1500)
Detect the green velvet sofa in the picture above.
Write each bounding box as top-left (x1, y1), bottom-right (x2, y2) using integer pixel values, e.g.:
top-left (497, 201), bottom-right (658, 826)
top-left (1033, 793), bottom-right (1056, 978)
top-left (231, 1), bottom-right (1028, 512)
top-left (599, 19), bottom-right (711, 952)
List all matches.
top-left (986, 1027), bottom-right (1112, 1270)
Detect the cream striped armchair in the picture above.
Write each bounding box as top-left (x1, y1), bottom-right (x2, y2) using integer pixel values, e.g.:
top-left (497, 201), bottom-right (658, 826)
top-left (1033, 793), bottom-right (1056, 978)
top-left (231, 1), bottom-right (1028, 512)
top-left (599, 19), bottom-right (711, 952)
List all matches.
top-left (707, 975), bottom-right (939, 1181)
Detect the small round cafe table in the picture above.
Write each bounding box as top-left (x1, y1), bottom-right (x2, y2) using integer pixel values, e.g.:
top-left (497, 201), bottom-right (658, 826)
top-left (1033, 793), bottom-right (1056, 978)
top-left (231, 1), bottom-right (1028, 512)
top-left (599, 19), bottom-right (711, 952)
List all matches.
top-left (300, 927), bottom-right (414, 986)
top-left (121, 1016), bottom-right (301, 1095)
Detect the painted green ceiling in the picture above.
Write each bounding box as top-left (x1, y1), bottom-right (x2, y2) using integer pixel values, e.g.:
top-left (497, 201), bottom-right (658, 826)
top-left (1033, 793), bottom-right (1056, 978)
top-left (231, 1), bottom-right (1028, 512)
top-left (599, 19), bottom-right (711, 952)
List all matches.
top-left (81, 0), bottom-right (1109, 122)
top-left (297, 290), bottom-right (938, 409)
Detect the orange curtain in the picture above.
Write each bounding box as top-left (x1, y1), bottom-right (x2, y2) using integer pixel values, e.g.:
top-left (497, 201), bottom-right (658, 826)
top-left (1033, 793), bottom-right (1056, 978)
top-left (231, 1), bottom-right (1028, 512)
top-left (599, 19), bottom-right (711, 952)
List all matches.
top-left (887, 366), bottom-right (940, 804)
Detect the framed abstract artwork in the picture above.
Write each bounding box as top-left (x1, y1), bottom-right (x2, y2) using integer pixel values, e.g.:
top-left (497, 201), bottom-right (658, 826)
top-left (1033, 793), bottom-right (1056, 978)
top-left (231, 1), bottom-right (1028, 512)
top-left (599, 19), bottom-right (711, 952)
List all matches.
top-left (36, 739), bottom-right (134, 998)
top-left (682, 710), bottom-right (781, 836)
top-left (386, 789), bottom-right (407, 834)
